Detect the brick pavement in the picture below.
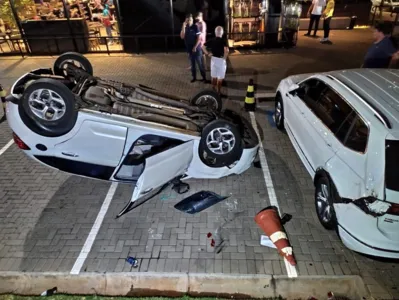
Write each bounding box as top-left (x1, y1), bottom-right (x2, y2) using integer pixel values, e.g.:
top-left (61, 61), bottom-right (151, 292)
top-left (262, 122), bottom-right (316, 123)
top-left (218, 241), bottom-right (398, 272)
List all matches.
top-left (0, 29), bottom-right (398, 299)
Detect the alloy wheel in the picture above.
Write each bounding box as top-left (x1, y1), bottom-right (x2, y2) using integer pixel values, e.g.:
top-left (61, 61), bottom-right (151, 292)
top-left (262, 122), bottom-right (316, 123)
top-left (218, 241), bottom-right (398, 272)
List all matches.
top-left (206, 127), bottom-right (236, 155)
top-left (316, 183), bottom-right (332, 223)
top-left (28, 88), bottom-right (66, 121)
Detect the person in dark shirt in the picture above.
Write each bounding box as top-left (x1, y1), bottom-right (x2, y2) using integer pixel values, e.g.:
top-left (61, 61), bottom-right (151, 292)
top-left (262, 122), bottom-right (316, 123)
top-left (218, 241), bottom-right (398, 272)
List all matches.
top-left (202, 26), bottom-right (229, 95)
top-left (180, 14), bottom-right (206, 83)
top-left (362, 22), bottom-right (399, 68)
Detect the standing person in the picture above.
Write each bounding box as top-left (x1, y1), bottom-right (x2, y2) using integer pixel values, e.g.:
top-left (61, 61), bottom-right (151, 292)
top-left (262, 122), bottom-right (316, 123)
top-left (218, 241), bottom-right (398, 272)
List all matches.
top-left (362, 22), bottom-right (399, 68)
top-left (202, 26), bottom-right (229, 95)
top-left (196, 12), bottom-right (207, 69)
top-left (320, 0), bottom-right (335, 44)
top-left (305, 0), bottom-right (326, 37)
top-left (101, 3), bottom-right (113, 45)
top-left (180, 14), bottom-right (207, 83)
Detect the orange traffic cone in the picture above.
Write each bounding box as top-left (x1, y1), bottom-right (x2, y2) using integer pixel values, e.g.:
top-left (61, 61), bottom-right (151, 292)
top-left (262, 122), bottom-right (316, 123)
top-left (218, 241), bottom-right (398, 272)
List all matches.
top-left (255, 206), bottom-right (296, 266)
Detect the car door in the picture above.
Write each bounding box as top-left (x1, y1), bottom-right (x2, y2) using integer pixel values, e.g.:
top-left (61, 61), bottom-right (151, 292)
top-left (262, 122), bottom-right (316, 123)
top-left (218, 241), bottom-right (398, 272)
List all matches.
top-left (48, 120), bottom-right (128, 180)
top-left (285, 78), bottom-right (332, 173)
top-left (114, 134), bottom-right (194, 217)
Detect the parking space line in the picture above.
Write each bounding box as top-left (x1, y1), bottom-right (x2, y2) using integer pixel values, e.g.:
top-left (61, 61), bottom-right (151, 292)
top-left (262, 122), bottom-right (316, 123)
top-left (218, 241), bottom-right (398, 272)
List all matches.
top-left (70, 182), bottom-right (118, 275)
top-left (0, 139), bottom-right (14, 156)
top-left (249, 111), bottom-right (298, 278)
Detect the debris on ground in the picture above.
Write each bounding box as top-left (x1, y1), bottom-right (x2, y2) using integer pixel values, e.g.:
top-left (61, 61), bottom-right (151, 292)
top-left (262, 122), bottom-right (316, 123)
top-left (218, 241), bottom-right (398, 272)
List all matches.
top-left (125, 256), bottom-right (139, 268)
top-left (40, 287), bottom-right (57, 296)
top-left (174, 191), bottom-right (228, 214)
top-left (260, 235), bottom-right (277, 249)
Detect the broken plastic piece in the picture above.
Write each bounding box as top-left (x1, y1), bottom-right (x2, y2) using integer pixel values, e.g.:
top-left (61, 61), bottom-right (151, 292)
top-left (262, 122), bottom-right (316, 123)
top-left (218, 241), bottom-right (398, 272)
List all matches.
top-left (367, 200), bottom-right (391, 215)
top-left (280, 213), bottom-right (293, 225)
top-left (41, 287), bottom-right (57, 296)
top-left (126, 256), bottom-right (139, 268)
top-left (174, 191), bottom-right (228, 214)
top-left (207, 232), bottom-right (212, 238)
top-left (171, 178), bottom-right (190, 194)
top-left (260, 235), bottom-right (277, 249)
top-left (211, 239), bottom-right (215, 247)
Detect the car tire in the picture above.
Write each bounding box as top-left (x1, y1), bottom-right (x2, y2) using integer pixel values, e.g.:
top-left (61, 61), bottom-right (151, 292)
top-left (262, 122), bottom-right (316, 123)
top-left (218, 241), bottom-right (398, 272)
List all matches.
top-left (19, 78), bottom-right (78, 137)
top-left (199, 119), bottom-right (243, 168)
top-left (190, 90), bottom-right (222, 113)
top-left (315, 175), bottom-right (338, 230)
top-left (53, 52), bottom-right (93, 77)
top-left (275, 93), bottom-right (284, 130)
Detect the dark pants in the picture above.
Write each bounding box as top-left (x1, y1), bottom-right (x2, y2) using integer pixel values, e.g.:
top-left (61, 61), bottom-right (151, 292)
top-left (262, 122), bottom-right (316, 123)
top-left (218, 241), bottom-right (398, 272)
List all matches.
top-left (323, 17), bottom-right (332, 38)
top-left (189, 49), bottom-right (206, 80)
top-left (307, 14), bottom-right (321, 36)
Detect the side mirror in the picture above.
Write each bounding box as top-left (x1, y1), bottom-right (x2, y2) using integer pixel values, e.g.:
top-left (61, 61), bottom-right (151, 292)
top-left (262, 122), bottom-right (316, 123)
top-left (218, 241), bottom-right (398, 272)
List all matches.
top-left (288, 83), bottom-right (300, 95)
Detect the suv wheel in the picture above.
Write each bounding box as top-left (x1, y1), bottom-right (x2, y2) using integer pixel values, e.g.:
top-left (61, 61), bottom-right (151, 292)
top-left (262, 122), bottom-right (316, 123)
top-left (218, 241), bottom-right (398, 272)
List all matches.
top-left (275, 94), bottom-right (284, 130)
top-left (315, 175), bottom-right (338, 230)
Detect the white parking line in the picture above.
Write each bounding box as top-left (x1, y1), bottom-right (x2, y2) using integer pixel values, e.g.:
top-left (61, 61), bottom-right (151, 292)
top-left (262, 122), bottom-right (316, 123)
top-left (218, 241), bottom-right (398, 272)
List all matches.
top-left (255, 92), bottom-right (276, 98)
top-left (70, 182), bottom-right (118, 275)
top-left (0, 139), bottom-right (14, 156)
top-left (249, 111), bottom-right (298, 278)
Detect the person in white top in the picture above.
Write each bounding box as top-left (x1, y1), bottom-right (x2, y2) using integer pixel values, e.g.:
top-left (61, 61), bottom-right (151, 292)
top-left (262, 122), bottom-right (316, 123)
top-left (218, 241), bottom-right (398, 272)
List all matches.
top-left (305, 0), bottom-right (326, 37)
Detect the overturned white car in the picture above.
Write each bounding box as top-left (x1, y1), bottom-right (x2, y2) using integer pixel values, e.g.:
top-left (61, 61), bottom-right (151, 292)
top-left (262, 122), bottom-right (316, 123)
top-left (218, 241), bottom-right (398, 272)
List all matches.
top-left (5, 52), bottom-right (259, 217)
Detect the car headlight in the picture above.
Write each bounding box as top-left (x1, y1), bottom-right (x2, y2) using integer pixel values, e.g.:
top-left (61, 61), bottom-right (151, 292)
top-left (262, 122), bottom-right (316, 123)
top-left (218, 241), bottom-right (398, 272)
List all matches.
top-left (353, 197), bottom-right (391, 217)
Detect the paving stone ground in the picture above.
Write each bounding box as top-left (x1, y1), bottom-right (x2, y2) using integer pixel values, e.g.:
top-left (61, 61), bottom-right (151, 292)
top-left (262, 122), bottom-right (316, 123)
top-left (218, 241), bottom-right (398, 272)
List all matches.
top-left (0, 29), bottom-right (398, 299)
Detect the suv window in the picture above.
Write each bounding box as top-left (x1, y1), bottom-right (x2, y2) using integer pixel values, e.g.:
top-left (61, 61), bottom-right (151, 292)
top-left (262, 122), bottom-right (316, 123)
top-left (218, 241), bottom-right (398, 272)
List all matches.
top-left (345, 116), bottom-right (368, 153)
top-left (317, 88), bottom-right (353, 133)
top-left (298, 79), bottom-right (327, 108)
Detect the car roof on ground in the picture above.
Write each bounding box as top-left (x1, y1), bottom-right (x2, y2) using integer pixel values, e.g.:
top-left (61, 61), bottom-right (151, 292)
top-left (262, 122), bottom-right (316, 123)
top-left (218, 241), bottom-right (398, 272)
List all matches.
top-left (328, 69), bottom-right (399, 130)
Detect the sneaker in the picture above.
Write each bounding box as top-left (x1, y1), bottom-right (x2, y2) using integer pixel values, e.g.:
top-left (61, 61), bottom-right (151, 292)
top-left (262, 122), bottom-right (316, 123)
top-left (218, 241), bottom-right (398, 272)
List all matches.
top-left (191, 78), bottom-right (196, 83)
top-left (304, 33), bottom-right (311, 36)
top-left (320, 38), bottom-right (327, 43)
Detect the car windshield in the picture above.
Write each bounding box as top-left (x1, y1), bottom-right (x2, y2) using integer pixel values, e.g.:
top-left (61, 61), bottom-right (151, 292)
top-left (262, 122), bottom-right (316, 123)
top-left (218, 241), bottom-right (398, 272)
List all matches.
top-left (385, 139), bottom-right (399, 191)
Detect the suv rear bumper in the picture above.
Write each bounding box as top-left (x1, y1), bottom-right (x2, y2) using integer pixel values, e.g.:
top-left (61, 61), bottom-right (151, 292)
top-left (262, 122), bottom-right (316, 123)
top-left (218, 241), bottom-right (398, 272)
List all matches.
top-left (338, 225), bottom-right (399, 259)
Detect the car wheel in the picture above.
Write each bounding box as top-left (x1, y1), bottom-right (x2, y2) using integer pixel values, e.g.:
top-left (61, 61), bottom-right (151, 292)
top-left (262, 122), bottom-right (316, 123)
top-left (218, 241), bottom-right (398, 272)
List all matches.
top-left (53, 52), bottom-right (93, 77)
top-left (315, 175), bottom-right (338, 230)
top-left (199, 119), bottom-right (243, 168)
top-left (19, 78), bottom-right (78, 137)
top-left (190, 90), bottom-right (222, 113)
top-left (275, 93), bottom-right (284, 130)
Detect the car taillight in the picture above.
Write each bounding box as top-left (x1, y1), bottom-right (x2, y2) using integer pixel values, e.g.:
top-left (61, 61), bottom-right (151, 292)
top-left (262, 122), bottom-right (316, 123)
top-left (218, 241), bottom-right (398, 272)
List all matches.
top-left (387, 203), bottom-right (399, 216)
top-left (12, 133), bottom-right (30, 150)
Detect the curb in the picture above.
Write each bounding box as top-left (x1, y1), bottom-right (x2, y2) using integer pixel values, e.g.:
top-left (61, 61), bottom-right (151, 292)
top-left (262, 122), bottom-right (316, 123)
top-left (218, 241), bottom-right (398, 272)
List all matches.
top-left (0, 272), bottom-right (371, 299)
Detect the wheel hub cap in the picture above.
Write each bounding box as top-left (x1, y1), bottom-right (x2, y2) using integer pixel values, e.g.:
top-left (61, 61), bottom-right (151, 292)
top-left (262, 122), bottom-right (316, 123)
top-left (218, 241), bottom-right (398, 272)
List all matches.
top-left (275, 102), bottom-right (282, 124)
top-left (316, 184), bottom-right (332, 223)
top-left (206, 127), bottom-right (235, 155)
top-left (197, 95), bottom-right (217, 110)
top-left (28, 88), bottom-right (66, 121)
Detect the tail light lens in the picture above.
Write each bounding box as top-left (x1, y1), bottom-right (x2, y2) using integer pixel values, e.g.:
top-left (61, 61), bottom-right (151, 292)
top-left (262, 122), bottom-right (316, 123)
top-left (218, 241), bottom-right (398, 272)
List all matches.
top-left (13, 133), bottom-right (30, 150)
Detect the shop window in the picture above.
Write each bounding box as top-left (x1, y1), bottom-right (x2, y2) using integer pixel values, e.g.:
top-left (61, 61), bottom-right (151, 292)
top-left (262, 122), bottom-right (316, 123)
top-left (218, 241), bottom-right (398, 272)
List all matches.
top-left (0, 0), bottom-right (27, 53)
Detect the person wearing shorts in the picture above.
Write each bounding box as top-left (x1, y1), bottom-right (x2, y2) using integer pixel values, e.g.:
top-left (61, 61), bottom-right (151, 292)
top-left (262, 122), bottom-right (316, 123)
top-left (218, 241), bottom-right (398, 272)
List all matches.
top-left (202, 26), bottom-right (229, 95)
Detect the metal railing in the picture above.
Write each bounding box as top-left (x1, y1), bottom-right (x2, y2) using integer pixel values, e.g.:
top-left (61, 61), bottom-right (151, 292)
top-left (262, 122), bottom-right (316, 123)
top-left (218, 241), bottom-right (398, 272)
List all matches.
top-left (0, 31), bottom-right (289, 57)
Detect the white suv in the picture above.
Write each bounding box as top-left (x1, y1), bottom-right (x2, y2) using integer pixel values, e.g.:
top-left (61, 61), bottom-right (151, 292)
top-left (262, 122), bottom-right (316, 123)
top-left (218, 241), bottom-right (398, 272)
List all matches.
top-left (275, 69), bottom-right (399, 259)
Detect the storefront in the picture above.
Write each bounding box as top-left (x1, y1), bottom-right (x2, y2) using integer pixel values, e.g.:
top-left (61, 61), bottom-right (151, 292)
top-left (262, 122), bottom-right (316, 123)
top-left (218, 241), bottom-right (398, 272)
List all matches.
top-left (0, 0), bottom-right (123, 55)
top-left (0, 0), bottom-right (318, 56)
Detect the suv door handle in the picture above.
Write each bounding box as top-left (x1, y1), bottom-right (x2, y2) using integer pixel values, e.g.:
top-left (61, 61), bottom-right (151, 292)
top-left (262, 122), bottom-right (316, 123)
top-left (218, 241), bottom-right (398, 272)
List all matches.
top-left (62, 151), bottom-right (79, 157)
top-left (326, 142), bottom-right (332, 147)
